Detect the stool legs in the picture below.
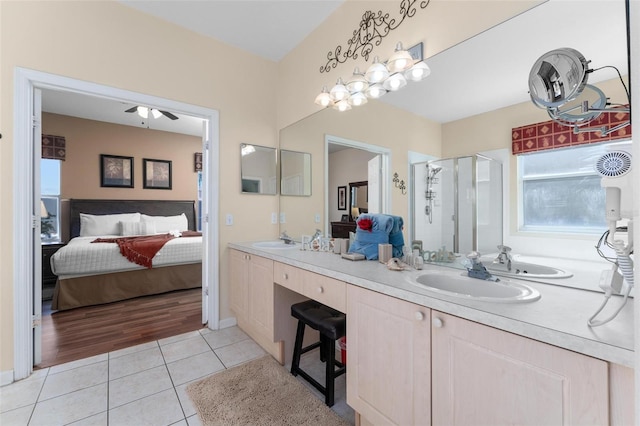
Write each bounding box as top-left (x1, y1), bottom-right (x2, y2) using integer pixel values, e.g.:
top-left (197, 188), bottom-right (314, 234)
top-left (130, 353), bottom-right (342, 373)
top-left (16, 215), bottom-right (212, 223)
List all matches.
top-left (291, 320), bottom-right (305, 377)
top-left (325, 337), bottom-right (336, 406)
top-left (290, 319), bottom-right (346, 407)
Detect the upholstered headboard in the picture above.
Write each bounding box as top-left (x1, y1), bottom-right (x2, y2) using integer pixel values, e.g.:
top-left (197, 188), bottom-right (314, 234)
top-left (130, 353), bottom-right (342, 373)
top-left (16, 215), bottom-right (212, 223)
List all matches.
top-left (69, 199), bottom-right (197, 238)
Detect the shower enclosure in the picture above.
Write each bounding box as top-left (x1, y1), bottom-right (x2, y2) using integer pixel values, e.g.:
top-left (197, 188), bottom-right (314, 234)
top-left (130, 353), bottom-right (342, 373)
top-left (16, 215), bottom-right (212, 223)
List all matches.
top-left (411, 154), bottom-right (503, 257)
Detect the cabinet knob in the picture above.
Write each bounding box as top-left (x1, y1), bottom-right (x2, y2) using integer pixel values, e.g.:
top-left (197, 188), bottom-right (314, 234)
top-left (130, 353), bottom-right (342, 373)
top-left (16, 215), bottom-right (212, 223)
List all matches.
top-left (283, 273), bottom-right (289, 280)
top-left (317, 286), bottom-right (324, 294)
top-left (415, 311), bottom-right (425, 321)
top-left (433, 317), bottom-right (444, 328)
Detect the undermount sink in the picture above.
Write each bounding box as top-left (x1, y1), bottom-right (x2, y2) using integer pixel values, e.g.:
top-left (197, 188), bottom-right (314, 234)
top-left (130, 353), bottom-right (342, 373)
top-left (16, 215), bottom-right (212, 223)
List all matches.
top-left (252, 241), bottom-right (298, 249)
top-left (406, 270), bottom-right (541, 303)
top-left (483, 259), bottom-right (573, 279)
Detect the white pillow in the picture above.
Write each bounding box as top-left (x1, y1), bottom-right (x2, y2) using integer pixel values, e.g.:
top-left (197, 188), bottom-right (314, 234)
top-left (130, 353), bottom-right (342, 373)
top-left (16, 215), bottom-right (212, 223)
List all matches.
top-left (80, 213), bottom-right (141, 236)
top-left (141, 213), bottom-right (188, 233)
top-left (120, 221), bottom-right (157, 236)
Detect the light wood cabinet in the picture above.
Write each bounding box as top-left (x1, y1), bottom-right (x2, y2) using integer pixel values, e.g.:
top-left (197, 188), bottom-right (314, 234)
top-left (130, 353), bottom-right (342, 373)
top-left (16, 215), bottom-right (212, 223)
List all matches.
top-left (431, 311), bottom-right (609, 425)
top-left (274, 261), bottom-right (346, 312)
top-left (346, 285), bottom-right (431, 425)
top-left (229, 249), bottom-right (281, 360)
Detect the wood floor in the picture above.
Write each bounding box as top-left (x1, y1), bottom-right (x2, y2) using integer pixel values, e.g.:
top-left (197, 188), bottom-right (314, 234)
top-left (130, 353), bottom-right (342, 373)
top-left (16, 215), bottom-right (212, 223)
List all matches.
top-left (38, 288), bottom-right (204, 369)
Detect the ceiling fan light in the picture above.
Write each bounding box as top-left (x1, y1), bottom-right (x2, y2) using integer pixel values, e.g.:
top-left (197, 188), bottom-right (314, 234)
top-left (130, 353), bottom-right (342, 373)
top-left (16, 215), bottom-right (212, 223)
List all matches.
top-left (137, 106), bottom-right (149, 119)
top-left (387, 42), bottom-right (414, 73)
top-left (365, 83), bottom-right (387, 99)
top-left (333, 99), bottom-right (352, 112)
top-left (315, 86), bottom-right (332, 107)
top-left (383, 73), bottom-right (408, 91)
top-left (348, 92), bottom-right (368, 106)
top-left (405, 61), bottom-right (431, 81)
top-left (151, 108), bottom-right (162, 119)
top-left (330, 78), bottom-right (349, 102)
top-left (346, 67), bottom-right (369, 93)
top-left (365, 57), bottom-right (390, 84)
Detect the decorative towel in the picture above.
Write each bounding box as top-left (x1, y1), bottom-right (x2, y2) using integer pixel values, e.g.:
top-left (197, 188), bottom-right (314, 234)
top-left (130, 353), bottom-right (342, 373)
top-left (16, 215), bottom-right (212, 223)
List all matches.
top-left (92, 231), bottom-right (202, 268)
top-left (348, 214), bottom-right (394, 260)
top-left (388, 215), bottom-right (405, 258)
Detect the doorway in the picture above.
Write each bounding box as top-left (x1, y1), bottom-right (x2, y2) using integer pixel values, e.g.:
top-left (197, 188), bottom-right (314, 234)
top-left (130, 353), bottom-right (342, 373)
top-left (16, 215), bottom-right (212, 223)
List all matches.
top-left (13, 68), bottom-right (220, 380)
top-left (324, 134), bottom-right (391, 234)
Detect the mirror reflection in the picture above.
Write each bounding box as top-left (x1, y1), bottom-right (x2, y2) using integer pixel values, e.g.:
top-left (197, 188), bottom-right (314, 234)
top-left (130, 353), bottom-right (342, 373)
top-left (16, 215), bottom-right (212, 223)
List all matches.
top-left (278, 1), bottom-right (628, 278)
top-left (280, 149), bottom-right (312, 196)
top-left (240, 143), bottom-right (277, 195)
top-left (349, 181), bottom-right (368, 221)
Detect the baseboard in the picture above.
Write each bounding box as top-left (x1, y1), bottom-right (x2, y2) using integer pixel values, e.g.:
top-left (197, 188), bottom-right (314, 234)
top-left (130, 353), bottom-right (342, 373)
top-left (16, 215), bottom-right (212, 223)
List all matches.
top-left (0, 369), bottom-right (14, 387)
top-left (218, 316), bottom-right (237, 329)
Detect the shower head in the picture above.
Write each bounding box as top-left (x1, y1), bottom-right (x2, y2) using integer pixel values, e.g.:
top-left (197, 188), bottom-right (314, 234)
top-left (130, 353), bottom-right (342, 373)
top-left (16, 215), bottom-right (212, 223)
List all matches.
top-left (428, 165), bottom-right (442, 177)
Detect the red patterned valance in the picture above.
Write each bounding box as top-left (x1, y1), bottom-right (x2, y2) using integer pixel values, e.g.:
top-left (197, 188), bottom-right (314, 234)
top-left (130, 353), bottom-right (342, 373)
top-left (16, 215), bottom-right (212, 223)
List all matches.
top-left (512, 107), bottom-right (631, 155)
top-left (42, 134), bottom-right (66, 161)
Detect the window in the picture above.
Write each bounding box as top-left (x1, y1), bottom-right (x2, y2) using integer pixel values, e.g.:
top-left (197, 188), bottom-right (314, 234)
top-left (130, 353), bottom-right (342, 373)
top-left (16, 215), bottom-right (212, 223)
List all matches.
top-left (518, 141), bottom-right (630, 234)
top-left (41, 159), bottom-right (61, 243)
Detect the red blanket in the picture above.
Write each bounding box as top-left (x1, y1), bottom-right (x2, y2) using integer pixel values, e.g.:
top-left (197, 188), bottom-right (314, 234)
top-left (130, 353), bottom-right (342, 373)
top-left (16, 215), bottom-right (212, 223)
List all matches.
top-left (92, 231), bottom-right (202, 268)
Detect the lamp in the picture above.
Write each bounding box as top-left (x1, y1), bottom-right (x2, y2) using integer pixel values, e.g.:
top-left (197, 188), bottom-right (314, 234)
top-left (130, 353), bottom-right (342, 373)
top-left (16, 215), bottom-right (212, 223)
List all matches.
top-left (382, 73), bottom-right (407, 91)
top-left (351, 206), bottom-right (360, 220)
top-left (40, 200), bottom-right (49, 219)
top-left (346, 67), bottom-right (369, 93)
top-left (386, 42), bottom-right (413, 73)
top-left (137, 106), bottom-right (149, 119)
top-left (315, 86), bottom-right (332, 107)
top-left (364, 57), bottom-right (390, 84)
top-left (329, 78), bottom-right (349, 102)
top-left (316, 42), bottom-right (430, 111)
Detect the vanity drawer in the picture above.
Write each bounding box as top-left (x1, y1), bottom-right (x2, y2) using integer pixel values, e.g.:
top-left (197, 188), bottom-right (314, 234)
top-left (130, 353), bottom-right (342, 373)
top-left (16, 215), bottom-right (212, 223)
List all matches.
top-left (302, 272), bottom-right (346, 313)
top-left (274, 262), bottom-right (304, 293)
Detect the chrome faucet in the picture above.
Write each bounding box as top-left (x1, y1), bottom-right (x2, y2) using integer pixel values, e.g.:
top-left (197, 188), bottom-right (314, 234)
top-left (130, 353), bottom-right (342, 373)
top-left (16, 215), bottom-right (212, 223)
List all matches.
top-left (466, 251), bottom-right (499, 281)
top-left (310, 229), bottom-right (322, 244)
top-left (279, 231), bottom-right (295, 245)
top-left (493, 245), bottom-right (513, 271)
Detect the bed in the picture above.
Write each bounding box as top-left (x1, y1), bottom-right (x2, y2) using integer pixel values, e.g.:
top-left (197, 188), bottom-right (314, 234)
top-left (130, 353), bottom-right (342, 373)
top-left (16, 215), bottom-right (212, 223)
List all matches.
top-left (50, 199), bottom-right (202, 311)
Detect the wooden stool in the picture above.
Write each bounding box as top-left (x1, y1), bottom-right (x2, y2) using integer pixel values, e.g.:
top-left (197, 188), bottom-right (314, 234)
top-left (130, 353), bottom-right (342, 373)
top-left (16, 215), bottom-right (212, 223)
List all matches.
top-left (290, 299), bottom-right (346, 406)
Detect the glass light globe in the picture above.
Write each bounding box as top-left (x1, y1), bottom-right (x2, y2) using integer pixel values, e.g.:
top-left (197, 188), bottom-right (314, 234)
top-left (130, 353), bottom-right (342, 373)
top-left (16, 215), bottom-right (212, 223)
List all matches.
top-left (330, 78), bottom-right (349, 102)
top-left (365, 57), bottom-right (390, 84)
top-left (382, 73), bottom-right (407, 91)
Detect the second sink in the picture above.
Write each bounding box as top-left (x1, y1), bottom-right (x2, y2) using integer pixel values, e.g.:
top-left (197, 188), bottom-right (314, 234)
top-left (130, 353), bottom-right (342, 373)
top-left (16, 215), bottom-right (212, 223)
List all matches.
top-left (407, 270), bottom-right (541, 303)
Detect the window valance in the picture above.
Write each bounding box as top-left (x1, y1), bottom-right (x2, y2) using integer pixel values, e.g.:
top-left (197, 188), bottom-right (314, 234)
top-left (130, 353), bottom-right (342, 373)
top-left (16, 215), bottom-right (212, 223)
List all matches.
top-left (512, 107), bottom-right (631, 155)
top-left (42, 134), bottom-right (66, 161)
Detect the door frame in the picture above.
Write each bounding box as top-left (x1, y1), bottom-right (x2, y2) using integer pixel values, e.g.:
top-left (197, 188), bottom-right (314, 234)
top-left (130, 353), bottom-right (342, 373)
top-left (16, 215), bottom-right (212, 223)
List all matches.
top-left (13, 67), bottom-right (220, 380)
top-left (324, 134), bottom-right (391, 234)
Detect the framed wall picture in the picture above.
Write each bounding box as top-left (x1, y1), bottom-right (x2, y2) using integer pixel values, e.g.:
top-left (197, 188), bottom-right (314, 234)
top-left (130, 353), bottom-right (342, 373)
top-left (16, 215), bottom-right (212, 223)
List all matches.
top-left (143, 158), bottom-right (172, 190)
top-left (100, 154), bottom-right (133, 188)
top-left (338, 185), bottom-right (347, 210)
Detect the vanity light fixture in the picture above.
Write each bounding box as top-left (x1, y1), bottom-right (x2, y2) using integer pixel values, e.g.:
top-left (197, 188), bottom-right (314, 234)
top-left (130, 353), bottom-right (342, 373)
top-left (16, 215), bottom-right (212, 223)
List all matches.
top-left (315, 42), bottom-right (430, 111)
top-left (528, 47), bottom-right (630, 136)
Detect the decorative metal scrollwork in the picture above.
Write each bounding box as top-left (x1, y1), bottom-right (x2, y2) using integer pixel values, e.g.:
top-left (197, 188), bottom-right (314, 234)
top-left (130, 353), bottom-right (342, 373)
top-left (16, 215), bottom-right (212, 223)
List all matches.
top-left (320, 0), bottom-right (431, 74)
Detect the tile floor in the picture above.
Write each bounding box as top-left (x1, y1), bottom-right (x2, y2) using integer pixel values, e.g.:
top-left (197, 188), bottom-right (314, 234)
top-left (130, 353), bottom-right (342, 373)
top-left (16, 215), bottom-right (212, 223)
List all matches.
top-left (0, 326), bottom-right (353, 426)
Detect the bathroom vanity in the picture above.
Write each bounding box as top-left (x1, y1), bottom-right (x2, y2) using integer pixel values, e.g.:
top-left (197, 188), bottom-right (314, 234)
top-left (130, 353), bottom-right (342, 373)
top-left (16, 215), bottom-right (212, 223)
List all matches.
top-left (228, 242), bottom-right (635, 425)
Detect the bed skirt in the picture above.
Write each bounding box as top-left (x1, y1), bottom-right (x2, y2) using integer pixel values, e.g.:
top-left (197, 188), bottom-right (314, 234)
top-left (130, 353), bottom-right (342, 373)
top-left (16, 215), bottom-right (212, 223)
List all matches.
top-left (51, 263), bottom-right (202, 311)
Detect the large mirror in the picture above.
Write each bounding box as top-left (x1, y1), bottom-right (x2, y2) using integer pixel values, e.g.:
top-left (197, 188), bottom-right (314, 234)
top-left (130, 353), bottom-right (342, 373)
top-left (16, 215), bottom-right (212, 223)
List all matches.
top-left (279, 0), bottom-right (628, 249)
top-left (280, 149), bottom-right (311, 196)
top-left (240, 143), bottom-right (277, 195)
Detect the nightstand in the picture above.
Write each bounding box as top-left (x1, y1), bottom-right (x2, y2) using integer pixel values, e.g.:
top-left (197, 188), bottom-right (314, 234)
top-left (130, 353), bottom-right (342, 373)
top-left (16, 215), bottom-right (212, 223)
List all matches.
top-left (42, 243), bottom-right (65, 301)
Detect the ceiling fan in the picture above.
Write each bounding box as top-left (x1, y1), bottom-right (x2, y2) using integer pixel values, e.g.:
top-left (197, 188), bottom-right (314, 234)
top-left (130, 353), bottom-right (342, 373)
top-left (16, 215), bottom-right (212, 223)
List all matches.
top-left (125, 106), bottom-right (179, 120)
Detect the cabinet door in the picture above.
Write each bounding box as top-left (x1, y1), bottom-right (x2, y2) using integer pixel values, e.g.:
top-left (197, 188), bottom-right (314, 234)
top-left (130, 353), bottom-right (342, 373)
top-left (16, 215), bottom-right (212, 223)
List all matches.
top-left (431, 311), bottom-right (608, 425)
top-left (347, 285), bottom-right (431, 425)
top-left (247, 254), bottom-right (275, 340)
top-left (229, 249), bottom-right (248, 317)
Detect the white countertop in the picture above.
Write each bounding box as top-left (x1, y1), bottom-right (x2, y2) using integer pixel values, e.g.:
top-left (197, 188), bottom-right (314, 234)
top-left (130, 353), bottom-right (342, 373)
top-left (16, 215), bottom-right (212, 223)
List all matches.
top-left (229, 241), bottom-right (635, 368)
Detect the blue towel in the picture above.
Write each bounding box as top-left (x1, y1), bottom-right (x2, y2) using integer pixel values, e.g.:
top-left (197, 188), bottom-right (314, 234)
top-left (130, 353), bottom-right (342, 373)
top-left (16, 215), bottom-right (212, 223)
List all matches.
top-left (388, 215), bottom-right (405, 258)
top-left (348, 214), bottom-right (394, 260)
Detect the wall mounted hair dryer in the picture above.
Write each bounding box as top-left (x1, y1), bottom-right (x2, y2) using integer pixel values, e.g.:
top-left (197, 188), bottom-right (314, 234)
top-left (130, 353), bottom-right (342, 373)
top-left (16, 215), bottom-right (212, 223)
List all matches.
top-left (589, 149), bottom-right (634, 327)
